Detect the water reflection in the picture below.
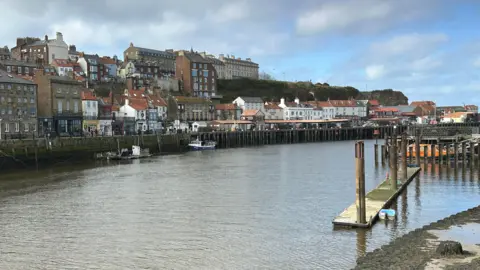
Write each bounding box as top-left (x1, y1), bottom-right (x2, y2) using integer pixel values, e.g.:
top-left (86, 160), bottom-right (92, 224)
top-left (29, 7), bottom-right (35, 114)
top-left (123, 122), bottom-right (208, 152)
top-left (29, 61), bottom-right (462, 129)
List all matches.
top-left (356, 229), bottom-right (367, 258)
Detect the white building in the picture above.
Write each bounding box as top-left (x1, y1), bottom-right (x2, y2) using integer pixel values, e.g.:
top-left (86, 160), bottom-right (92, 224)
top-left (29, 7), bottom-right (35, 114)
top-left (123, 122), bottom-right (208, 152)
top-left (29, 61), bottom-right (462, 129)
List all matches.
top-left (316, 101), bottom-right (335, 120)
top-left (264, 102), bottom-right (283, 120)
top-left (328, 99), bottom-right (368, 118)
top-left (81, 90), bottom-right (98, 119)
top-left (47, 32), bottom-right (68, 64)
top-left (148, 95), bottom-right (168, 125)
top-left (52, 59), bottom-right (73, 76)
top-left (233, 96), bottom-right (264, 111)
top-left (119, 91), bottom-right (149, 132)
top-left (278, 98), bottom-right (315, 120)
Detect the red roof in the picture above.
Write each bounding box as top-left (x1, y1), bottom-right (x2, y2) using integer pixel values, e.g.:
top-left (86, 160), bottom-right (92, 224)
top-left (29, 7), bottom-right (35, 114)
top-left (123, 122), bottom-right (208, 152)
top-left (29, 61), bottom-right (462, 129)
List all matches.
top-left (329, 100), bottom-right (357, 107)
top-left (373, 107), bottom-right (399, 112)
top-left (264, 102), bottom-right (281, 110)
top-left (53, 59), bottom-right (74, 67)
top-left (411, 101), bottom-right (436, 106)
top-left (369, 100), bottom-right (380, 106)
top-left (216, 103), bottom-right (237, 110)
top-left (242, 109), bottom-right (261, 116)
top-left (81, 90), bottom-right (96, 100)
top-left (99, 57), bottom-right (116, 65)
top-left (148, 95), bottom-right (167, 107)
top-left (128, 98), bottom-right (148, 111)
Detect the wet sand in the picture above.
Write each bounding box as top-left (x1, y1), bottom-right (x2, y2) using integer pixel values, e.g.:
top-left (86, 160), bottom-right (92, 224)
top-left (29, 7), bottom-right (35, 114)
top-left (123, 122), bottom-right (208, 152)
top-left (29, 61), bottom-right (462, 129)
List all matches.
top-left (355, 205), bottom-right (480, 270)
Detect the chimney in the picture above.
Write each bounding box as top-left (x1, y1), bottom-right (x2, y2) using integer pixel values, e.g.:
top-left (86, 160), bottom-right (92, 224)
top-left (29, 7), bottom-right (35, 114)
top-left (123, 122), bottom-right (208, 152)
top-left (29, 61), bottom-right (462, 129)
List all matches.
top-left (130, 42), bottom-right (134, 47)
top-left (237, 57), bottom-right (241, 60)
top-left (280, 98), bottom-right (285, 105)
top-left (219, 54), bottom-right (224, 60)
top-left (231, 55), bottom-right (235, 59)
top-left (56, 32), bottom-right (63, 41)
top-left (45, 35), bottom-right (48, 41)
top-left (69, 45), bottom-right (76, 52)
top-left (294, 97), bottom-right (299, 104)
top-left (246, 58), bottom-right (251, 61)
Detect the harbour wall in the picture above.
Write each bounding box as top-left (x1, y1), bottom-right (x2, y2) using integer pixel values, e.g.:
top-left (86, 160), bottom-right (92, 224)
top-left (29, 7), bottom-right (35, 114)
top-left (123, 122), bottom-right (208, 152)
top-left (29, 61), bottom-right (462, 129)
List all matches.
top-left (1, 123), bottom-right (479, 172)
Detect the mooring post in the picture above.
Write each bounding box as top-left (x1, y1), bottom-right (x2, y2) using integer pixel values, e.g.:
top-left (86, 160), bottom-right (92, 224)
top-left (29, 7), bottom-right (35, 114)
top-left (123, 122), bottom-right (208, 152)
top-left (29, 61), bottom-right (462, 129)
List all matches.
top-left (355, 141), bottom-right (366, 224)
top-left (439, 143), bottom-right (443, 165)
top-left (462, 141), bottom-right (467, 167)
top-left (415, 135), bottom-right (421, 166)
top-left (454, 142), bottom-right (459, 166)
top-left (430, 144), bottom-right (436, 164)
top-left (408, 145), bottom-right (413, 164)
top-left (423, 145), bottom-right (428, 165)
top-left (381, 145), bottom-right (386, 163)
top-left (374, 143), bottom-right (378, 164)
top-left (402, 134), bottom-right (408, 181)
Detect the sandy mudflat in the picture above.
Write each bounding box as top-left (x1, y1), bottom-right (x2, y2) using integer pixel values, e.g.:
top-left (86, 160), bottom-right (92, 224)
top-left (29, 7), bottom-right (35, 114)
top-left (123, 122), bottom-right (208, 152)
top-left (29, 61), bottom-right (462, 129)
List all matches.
top-left (354, 205), bottom-right (480, 270)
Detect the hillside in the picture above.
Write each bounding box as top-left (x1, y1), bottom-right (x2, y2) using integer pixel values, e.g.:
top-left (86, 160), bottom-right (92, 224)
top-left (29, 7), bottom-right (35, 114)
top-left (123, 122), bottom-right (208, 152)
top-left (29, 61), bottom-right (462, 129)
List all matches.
top-left (360, 90), bottom-right (408, 106)
top-left (217, 78), bottom-right (408, 105)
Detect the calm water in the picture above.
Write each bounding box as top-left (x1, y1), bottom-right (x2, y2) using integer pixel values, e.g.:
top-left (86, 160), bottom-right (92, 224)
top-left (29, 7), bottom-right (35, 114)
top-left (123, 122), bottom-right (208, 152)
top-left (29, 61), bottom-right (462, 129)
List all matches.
top-left (0, 140), bottom-right (479, 269)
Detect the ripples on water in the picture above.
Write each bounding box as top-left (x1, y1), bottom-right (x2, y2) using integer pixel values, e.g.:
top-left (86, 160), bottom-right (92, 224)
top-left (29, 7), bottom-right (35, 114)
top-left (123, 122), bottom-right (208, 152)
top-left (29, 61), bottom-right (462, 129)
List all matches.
top-left (0, 140), bottom-right (479, 269)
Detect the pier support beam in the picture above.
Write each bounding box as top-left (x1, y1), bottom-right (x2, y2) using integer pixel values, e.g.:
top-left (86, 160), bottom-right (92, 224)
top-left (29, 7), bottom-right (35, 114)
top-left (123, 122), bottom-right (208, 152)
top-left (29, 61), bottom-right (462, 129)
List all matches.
top-left (374, 143), bottom-right (378, 164)
top-left (355, 141), bottom-right (366, 224)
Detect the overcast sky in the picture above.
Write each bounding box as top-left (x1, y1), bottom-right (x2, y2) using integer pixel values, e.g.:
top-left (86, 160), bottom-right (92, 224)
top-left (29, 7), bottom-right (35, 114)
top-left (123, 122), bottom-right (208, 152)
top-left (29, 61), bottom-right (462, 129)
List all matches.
top-left (1, 0), bottom-right (480, 105)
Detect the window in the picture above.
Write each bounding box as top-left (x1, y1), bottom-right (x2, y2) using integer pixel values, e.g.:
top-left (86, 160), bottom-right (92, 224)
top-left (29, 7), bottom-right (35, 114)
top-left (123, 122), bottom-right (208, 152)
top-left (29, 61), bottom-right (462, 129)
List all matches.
top-left (0, 84), bottom-right (3, 89)
top-left (66, 100), bottom-right (70, 111)
top-left (32, 123), bottom-right (36, 131)
top-left (7, 84), bottom-right (11, 90)
top-left (30, 107), bottom-right (36, 116)
top-left (0, 96), bottom-right (3, 102)
top-left (25, 67), bottom-right (29, 74)
top-left (57, 100), bottom-right (63, 113)
top-left (73, 100), bottom-right (78, 113)
top-left (193, 63), bottom-right (197, 68)
top-left (0, 109), bottom-right (4, 114)
top-left (4, 123), bottom-right (9, 132)
top-left (203, 70), bottom-right (208, 77)
top-left (15, 122), bottom-right (19, 132)
top-left (30, 98), bottom-right (34, 103)
top-left (6, 66), bottom-right (11, 72)
top-left (194, 83), bottom-right (198, 90)
top-left (24, 122), bottom-right (29, 132)
top-left (17, 97), bottom-right (21, 103)
top-left (191, 69), bottom-right (197, 77)
top-left (87, 101), bottom-right (90, 108)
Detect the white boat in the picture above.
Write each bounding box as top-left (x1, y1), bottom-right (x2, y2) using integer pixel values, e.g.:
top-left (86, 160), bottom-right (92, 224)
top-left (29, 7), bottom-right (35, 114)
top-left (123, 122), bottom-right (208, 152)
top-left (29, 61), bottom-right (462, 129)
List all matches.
top-left (109, 145), bottom-right (152, 160)
top-left (188, 139), bottom-right (216, 150)
top-left (379, 209), bottom-right (396, 220)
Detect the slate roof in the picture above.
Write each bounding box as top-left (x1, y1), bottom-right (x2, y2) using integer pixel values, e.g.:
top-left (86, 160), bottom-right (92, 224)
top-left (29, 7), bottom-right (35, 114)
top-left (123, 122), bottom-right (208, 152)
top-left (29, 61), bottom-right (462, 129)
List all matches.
top-left (0, 69), bottom-right (35, 84)
top-left (0, 59), bottom-right (37, 67)
top-left (133, 46), bottom-right (175, 58)
top-left (184, 52), bottom-right (210, 63)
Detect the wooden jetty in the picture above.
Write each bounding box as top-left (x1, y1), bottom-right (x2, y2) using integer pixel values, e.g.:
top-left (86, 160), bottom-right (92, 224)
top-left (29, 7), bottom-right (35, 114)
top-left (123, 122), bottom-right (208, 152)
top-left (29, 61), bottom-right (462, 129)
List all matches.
top-left (332, 166), bottom-right (421, 228)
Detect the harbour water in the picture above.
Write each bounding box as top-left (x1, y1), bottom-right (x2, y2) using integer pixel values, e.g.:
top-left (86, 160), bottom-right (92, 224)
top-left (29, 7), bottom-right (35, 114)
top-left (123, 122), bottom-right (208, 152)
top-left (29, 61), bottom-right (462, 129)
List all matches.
top-left (0, 140), bottom-right (479, 269)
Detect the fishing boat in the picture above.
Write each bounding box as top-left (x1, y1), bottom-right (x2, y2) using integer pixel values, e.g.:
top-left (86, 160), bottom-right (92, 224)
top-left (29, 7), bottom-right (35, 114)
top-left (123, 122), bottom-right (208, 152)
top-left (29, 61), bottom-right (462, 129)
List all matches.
top-left (406, 143), bottom-right (453, 158)
top-left (188, 139), bottom-right (216, 150)
top-left (379, 209), bottom-right (396, 220)
top-left (109, 145), bottom-right (152, 160)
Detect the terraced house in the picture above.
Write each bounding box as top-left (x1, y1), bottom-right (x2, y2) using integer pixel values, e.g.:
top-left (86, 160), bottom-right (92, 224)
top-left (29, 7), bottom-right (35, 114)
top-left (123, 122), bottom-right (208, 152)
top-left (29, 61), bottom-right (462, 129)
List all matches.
top-left (0, 69), bottom-right (37, 139)
top-left (34, 69), bottom-right (83, 136)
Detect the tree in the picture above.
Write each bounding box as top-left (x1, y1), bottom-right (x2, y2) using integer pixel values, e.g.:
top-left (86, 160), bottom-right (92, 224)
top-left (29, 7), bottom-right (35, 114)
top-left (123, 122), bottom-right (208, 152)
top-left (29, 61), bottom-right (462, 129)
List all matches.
top-left (259, 71), bottom-right (275, 80)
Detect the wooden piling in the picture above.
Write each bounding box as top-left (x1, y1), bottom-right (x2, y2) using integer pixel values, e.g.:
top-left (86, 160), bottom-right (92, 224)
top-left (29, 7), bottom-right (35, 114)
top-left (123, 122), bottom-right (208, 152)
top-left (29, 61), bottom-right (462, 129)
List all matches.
top-left (415, 135), bottom-right (421, 166)
top-left (381, 145), bottom-right (386, 163)
top-left (439, 143), bottom-right (443, 165)
top-left (423, 145), bottom-right (428, 165)
top-left (390, 143), bottom-right (398, 189)
top-left (454, 142), bottom-right (459, 166)
top-left (374, 144), bottom-right (378, 164)
top-left (430, 144), bottom-right (436, 164)
top-left (355, 141), bottom-right (366, 224)
top-left (401, 134), bottom-right (408, 181)
top-left (462, 141), bottom-right (467, 167)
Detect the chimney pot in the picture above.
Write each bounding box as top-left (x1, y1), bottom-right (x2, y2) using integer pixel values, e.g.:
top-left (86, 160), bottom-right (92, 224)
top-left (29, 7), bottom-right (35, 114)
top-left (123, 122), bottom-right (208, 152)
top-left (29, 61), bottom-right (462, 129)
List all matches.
top-left (45, 35), bottom-right (48, 41)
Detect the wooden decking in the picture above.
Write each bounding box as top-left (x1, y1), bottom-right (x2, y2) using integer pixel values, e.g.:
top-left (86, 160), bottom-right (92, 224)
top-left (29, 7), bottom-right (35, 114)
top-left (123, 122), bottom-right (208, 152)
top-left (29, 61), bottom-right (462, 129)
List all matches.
top-left (332, 167), bottom-right (421, 228)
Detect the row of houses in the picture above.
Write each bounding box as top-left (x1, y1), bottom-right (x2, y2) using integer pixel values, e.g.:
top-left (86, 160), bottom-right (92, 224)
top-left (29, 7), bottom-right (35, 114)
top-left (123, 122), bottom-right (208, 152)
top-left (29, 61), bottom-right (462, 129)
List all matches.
top-left (2, 33), bottom-right (260, 99)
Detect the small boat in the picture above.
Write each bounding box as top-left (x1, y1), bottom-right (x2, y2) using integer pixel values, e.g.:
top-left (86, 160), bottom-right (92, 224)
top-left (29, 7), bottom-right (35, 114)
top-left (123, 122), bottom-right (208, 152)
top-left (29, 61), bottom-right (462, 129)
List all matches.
top-left (188, 139), bottom-right (216, 150)
top-left (109, 145), bottom-right (152, 160)
top-left (379, 209), bottom-right (396, 220)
